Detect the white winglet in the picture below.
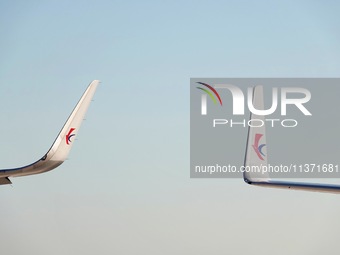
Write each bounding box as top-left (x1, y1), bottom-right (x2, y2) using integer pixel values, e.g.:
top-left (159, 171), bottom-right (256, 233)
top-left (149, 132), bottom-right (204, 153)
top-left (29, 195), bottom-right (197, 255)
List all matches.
top-left (243, 86), bottom-right (340, 194)
top-left (0, 80), bottom-right (100, 185)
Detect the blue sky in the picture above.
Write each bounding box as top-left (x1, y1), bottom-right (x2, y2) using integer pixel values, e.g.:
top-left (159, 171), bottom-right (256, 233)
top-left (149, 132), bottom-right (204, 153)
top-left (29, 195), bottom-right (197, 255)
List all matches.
top-left (1, 1), bottom-right (340, 254)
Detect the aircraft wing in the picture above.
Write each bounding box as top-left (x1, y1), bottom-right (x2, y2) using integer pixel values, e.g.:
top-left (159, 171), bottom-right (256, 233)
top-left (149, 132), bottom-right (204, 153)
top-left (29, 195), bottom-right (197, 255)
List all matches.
top-left (248, 180), bottom-right (340, 194)
top-left (0, 80), bottom-right (100, 185)
top-left (243, 85), bottom-right (340, 194)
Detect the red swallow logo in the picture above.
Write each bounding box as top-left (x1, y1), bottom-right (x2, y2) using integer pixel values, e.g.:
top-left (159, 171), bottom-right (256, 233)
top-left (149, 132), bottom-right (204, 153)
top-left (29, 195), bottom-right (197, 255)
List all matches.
top-left (252, 133), bottom-right (266, 160)
top-left (66, 128), bottom-right (76, 145)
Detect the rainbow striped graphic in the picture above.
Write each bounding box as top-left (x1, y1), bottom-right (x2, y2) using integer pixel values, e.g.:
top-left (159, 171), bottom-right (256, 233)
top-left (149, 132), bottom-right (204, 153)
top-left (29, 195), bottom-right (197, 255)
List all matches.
top-left (196, 82), bottom-right (223, 106)
top-left (196, 82), bottom-right (223, 115)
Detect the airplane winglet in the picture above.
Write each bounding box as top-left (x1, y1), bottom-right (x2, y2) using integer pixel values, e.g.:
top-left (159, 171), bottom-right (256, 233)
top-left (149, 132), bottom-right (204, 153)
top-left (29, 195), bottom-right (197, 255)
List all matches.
top-left (0, 80), bottom-right (100, 184)
top-left (243, 85), bottom-right (340, 194)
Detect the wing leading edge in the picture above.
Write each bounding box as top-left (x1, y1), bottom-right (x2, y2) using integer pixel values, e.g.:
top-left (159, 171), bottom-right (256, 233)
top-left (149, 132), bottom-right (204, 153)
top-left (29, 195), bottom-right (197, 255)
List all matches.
top-left (243, 85), bottom-right (340, 194)
top-left (0, 80), bottom-right (100, 185)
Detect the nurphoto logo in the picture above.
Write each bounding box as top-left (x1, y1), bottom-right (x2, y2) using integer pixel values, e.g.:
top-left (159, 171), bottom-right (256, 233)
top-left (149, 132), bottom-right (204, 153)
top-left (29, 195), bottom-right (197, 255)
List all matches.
top-left (190, 78), bottom-right (340, 179)
top-left (195, 81), bottom-right (312, 128)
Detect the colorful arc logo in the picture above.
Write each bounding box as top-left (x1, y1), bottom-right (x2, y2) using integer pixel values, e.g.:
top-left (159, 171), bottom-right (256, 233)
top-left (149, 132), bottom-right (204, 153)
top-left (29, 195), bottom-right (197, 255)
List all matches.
top-left (196, 82), bottom-right (223, 115)
top-left (66, 128), bottom-right (76, 145)
top-left (196, 82), bottom-right (223, 106)
top-left (252, 133), bottom-right (266, 160)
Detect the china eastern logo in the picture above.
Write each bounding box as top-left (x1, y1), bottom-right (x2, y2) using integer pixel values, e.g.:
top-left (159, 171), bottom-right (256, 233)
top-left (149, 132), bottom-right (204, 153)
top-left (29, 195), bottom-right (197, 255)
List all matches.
top-left (66, 128), bottom-right (76, 145)
top-left (252, 133), bottom-right (266, 160)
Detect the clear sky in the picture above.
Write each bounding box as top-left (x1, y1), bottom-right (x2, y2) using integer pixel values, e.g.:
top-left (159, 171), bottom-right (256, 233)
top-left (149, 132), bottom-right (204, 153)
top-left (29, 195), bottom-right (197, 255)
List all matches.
top-left (1, 1), bottom-right (340, 254)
